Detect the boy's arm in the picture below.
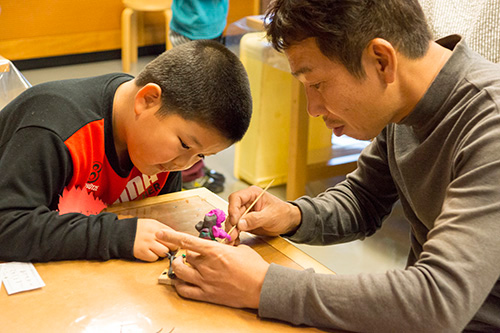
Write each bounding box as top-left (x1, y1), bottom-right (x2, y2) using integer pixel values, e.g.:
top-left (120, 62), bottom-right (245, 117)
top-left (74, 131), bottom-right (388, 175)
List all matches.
top-left (0, 127), bottom-right (137, 262)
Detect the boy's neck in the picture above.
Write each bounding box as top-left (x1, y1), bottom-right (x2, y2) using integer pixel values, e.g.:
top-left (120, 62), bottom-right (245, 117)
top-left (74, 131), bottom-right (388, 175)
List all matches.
top-left (112, 80), bottom-right (138, 169)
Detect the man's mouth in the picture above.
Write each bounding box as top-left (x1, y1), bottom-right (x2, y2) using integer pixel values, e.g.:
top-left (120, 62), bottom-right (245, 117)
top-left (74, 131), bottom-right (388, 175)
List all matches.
top-left (332, 126), bottom-right (344, 137)
top-left (323, 118), bottom-right (345, 136)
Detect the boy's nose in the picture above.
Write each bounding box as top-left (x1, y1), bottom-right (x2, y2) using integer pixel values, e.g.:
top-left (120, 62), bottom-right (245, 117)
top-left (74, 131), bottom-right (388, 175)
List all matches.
top-left (174, 154), bottom-right (202, 170)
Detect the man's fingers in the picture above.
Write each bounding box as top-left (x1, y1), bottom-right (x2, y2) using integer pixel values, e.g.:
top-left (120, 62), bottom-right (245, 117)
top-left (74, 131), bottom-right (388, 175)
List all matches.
top-left (173, 279), bottom-right (208, 303)
top-left (156, 238), bottom-right (179, 253)
top-left (171, 255), bottom-right (203, 285)
top-left (227, 186), bottom-right (263, 223)
top-left (156, 229), bottom-right (216, 254)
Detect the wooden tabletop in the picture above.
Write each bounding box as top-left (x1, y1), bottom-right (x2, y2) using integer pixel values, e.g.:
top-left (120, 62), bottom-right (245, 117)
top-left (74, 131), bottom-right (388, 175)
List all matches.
top-left (0, 188), bottom-right (334, 332)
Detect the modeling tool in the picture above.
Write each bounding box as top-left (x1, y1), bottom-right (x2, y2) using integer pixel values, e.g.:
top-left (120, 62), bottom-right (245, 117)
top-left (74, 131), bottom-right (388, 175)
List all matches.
top-left (224, 179), bottom-right (275, 242)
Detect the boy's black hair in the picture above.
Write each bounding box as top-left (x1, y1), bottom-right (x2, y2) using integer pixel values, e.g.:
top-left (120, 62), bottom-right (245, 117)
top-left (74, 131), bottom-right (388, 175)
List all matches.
top-left (135, 40), bottom-right (252, 142)
top-left (265, 0), bottom-right (432, 78)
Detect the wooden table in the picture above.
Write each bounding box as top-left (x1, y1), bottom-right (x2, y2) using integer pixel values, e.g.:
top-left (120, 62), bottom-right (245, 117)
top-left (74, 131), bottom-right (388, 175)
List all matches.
top-left (0, 188), bottom-right (333, 332)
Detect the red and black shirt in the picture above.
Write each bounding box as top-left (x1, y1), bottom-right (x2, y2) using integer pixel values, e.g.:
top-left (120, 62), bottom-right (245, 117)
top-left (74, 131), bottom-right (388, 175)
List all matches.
top-left (0, 74), bottom-right (181, 262)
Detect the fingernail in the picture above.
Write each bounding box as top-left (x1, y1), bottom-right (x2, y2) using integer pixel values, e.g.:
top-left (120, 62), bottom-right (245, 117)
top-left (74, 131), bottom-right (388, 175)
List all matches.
top-left (238, 219), bottom-right (247, 230)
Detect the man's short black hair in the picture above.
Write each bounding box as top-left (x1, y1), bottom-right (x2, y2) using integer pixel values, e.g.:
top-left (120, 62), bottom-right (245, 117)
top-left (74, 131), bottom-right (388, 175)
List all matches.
top-left (265, 0), bottom-right (432, 78)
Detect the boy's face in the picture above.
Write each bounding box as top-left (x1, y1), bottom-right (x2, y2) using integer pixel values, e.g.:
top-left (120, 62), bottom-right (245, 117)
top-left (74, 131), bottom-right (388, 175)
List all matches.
top-left (285, 38), bottom-right (400, 141)
top-left (127, 112), bottom-right (231, 176)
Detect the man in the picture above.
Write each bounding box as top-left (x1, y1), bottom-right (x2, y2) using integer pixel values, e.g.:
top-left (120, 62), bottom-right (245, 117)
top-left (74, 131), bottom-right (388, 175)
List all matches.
top-left (0, 40), bottom-right (251, 263)
top-left (157, 0), bottom-right (500, 331)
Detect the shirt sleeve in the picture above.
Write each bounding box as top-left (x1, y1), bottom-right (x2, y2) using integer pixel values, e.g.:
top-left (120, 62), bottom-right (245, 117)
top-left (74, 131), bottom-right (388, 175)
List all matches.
top-left (259, 125), bottom-right (500, 331)
top-left (287, 133), bottom-right (400, 245)
top-left (0, 127), bottom-right (137, 262)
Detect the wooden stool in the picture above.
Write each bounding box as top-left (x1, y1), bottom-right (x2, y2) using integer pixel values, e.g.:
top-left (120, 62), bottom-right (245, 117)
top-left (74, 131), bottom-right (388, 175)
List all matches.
top-left (121, 0), bottom-right (173, 73)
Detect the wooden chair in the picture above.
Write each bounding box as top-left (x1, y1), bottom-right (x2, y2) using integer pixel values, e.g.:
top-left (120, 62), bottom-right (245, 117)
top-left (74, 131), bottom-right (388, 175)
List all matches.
top-left (121, 0), bottom-right (173, 73)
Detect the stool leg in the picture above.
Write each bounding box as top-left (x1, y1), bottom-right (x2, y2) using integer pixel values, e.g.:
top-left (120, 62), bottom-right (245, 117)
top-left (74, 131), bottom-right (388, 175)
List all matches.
top-left (287, 79), bottom-right (309, 200)
top-left (131, 12), bottom-right (139, 64)
top-left (165, 9), bottom-right (172, 51)
top-left (121, 8), bottom-right (134, 73)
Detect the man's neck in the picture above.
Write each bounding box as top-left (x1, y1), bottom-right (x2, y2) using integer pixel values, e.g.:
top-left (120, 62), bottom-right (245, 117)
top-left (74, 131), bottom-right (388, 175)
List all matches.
top-left (396, 41), bottom-right (453, 122)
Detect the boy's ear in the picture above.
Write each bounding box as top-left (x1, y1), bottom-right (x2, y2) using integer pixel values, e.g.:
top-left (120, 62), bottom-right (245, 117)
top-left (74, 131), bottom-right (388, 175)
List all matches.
top-left (363, 38), bottom-right (397, 84)
top-left (134, 83), bottom-right (162, 115)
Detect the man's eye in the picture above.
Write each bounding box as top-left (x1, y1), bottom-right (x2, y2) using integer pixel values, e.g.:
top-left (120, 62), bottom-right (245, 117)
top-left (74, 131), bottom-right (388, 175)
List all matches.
top-left (310, 82), bottom-right (321, 90)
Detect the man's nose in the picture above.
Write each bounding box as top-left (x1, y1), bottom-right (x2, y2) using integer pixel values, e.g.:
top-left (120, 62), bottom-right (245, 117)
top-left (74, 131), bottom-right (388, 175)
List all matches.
top-left (305, 88), bottom-right (327, 118)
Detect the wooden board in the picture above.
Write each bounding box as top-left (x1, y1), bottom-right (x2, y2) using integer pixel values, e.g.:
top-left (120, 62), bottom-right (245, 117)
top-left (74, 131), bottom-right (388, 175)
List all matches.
top-left (106, 188), bottom-right (334, 274)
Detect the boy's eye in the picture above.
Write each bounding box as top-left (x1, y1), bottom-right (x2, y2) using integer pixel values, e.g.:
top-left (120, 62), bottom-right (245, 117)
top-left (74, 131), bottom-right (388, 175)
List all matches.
top-left (180, 138), bottom-right (190, 150)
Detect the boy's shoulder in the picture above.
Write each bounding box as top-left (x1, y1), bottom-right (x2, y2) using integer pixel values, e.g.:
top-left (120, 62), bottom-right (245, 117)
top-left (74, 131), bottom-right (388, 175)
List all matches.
top-left (30, 72), bottom-right (133, 95)
top-left (0, 73), bottom-right (133, 139)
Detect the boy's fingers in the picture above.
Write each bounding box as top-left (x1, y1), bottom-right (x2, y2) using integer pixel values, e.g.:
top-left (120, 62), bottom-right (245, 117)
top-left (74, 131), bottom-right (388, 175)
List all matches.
top-left (156, 229), bottom-right (215, 254)
top-left (150, 242), bottom-right (169, 258)
top-left (139, 250), bottom-right (160, 262)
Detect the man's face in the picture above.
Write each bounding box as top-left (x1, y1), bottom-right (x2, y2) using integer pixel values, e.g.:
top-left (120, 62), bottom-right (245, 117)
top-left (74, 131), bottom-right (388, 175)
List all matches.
top-left (127, 111), bottom-right (231, 176)
top-left (285, 38), bottom-right (397, 140)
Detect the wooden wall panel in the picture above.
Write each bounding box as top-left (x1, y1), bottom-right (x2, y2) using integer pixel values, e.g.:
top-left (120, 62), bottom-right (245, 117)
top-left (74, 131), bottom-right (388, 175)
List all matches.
top-left (0, 0), bottom-right (260, 61)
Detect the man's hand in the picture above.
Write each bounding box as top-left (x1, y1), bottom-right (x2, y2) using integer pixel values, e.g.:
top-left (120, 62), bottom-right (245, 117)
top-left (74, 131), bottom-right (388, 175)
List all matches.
top-left (133, 218), bottom-right (178, 262)
top-left (226, 186), bottom-right (302, 242)
top-left (156, 229), bottom-right (269, 309)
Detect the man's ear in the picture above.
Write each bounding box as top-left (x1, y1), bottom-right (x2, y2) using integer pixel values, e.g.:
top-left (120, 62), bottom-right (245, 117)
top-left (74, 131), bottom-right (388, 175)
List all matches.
top-left (363, 38), bottom-right (397, 84)
top-left (134, 83), bottom-right (162, 115)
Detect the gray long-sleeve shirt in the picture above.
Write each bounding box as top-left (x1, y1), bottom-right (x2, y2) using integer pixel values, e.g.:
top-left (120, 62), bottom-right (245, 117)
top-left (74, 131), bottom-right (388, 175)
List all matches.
top-left (259, 35), bottom-right (500, 332)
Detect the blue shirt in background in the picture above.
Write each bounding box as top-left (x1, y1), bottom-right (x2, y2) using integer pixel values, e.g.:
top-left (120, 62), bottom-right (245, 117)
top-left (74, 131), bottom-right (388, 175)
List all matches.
top-left (171, 0), bottom-right (229, 40)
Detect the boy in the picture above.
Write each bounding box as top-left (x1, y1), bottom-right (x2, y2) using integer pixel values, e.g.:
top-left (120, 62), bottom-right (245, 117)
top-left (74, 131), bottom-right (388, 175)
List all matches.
top-left (169, 0), bottom-right (230, 193)
top-left (0, 40), bottom-right (251, 263)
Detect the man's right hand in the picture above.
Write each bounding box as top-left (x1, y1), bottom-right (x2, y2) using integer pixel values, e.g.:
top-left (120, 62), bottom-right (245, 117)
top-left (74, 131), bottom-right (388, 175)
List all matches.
top-left (226, 186), bottom-right (302, 242)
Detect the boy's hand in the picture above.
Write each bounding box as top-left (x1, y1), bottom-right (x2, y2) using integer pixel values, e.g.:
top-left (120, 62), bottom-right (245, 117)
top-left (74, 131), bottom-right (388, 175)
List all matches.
top-left (134, 219), bottom-right (178, 262)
